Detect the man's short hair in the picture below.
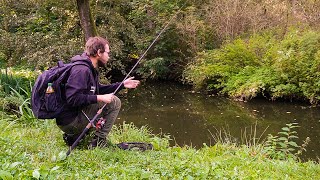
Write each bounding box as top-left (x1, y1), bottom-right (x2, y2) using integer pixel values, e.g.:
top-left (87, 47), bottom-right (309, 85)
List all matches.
top-left (85, 37), bottom-right (109, 57)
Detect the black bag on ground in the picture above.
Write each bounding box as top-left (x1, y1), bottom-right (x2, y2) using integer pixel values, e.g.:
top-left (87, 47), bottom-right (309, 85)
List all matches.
top-left (31, 61), bottom-right (88, 119)
top-left (117, 142), bottom-right (153, 151)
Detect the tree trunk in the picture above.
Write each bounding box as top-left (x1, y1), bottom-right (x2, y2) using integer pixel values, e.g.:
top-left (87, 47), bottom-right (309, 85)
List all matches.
top-left (76, 0), bottom-right (97, 41)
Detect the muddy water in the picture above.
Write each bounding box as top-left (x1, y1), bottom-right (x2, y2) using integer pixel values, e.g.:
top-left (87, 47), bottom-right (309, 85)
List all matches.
top-left (117, 82), bottom-right (320, 161)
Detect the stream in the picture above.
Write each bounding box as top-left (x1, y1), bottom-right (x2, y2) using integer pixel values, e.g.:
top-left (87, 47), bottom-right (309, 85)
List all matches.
top-left (117, 81), bottom-right (320, 161)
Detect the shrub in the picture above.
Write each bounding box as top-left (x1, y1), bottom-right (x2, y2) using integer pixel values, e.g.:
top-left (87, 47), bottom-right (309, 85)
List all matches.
top-left (271, 30), bottom-right (320, 103)
top-left (184, 29), bottom-right (320, 104)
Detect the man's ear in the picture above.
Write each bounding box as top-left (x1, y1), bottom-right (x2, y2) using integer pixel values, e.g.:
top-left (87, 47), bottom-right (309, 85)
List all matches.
top-left (97, 49), bottom-right (102, 57)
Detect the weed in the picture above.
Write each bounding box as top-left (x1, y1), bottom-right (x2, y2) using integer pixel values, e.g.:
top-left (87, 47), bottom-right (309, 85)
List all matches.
top-left (264, 123), bottom-right (309, 160)
top-left (9, 85), bottom-right (36, 123)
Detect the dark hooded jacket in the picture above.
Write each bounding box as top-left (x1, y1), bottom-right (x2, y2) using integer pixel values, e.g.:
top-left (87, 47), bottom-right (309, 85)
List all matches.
top-left (56, 53), bottom-right (123, 126)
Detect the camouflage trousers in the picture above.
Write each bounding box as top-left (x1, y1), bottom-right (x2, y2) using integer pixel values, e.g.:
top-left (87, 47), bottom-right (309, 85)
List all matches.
top-left (58, 96), bottom-right (121, 139)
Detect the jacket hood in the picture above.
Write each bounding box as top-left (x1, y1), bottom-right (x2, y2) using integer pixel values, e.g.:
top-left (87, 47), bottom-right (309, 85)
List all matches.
top-left (70, 52), bottom-right (94, 68)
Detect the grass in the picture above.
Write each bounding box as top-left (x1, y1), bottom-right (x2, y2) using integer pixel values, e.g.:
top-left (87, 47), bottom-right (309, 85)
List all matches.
top-left (0, 113), bottom-right (319, 179)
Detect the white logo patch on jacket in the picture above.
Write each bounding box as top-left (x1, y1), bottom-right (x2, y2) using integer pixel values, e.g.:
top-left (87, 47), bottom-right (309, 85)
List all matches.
top-left (90, 86), bottom-right (96, 94)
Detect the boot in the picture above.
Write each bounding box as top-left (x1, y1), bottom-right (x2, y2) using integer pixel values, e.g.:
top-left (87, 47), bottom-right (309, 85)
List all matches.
top-left (63, 133), bottom-right (78, 146)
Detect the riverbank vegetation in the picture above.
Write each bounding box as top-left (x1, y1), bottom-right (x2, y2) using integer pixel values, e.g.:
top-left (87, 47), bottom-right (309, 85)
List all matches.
top-left (184, 29), bottom-right (320, 104)
top-left (1, 0), bottom-right (320, 104)
top-left (1, 117), bottom-right (320, 179)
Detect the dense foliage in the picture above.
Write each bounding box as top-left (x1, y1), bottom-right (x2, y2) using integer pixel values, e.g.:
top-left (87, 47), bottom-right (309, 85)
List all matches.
top-left (1, 0), bottom-right (320, 101)
top-left (1, 0), bottom-right (208, 80)
top-left (0, 0), bottom-right (83, 69)
top-left (184, 29), bottom-right (320, 104)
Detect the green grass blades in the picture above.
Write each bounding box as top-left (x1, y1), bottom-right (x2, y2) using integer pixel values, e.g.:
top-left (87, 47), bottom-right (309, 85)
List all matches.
top-left (0, 117), bottom-right (319, 179)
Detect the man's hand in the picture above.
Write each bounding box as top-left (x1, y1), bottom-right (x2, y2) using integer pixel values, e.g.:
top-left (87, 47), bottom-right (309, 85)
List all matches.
top-left (123, 77), bottom-right (140, 89)
top-left (97, 94), bottom-right (114, 104)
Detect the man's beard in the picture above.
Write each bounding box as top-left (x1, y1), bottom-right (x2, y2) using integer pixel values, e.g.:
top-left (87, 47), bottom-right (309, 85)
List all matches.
top-left (97, 59), bottom-right (106, 67)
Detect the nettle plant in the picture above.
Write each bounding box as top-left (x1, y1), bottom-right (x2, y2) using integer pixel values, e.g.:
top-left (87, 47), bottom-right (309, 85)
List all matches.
top-left (263, 123), bottom-right (310, 160)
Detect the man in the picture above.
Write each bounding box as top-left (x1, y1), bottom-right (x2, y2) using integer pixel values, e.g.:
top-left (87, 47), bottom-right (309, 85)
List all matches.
top-left (56, 36), bottom-right (140, 147)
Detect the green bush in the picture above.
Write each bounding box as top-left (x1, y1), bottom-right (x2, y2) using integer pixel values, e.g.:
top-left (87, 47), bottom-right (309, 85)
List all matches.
top-left (184, 29), bottom-right (320, 104)
top-left (271, 30), bottom-right (320, 103)
top-left (136, 57), bottom-right (170, 79)
top-left (224, 66), bottom-right (281, 100)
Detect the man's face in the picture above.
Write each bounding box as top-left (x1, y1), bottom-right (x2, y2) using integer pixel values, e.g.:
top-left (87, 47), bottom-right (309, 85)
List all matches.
top-left (98, 44), bottom-right (110, 67)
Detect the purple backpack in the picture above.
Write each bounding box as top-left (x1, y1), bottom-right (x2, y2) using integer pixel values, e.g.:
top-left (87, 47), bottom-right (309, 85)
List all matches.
top-left (31, 61), bottom-right (88, 119)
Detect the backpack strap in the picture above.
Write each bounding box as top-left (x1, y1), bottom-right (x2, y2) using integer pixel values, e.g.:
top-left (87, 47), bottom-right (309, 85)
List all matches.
top-left (58, 61), bottom-right (64, 68)
top-left (71, 61), bottom-right (91, 69)
top-left (56, 60), bottom-right (90, 68)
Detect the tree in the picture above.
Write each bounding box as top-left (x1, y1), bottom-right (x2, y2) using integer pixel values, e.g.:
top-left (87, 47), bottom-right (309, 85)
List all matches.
top-left (76, 0), bottom-right (97, 41)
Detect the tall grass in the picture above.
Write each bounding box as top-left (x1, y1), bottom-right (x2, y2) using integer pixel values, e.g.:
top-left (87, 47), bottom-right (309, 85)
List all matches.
top-left (209, 122), bottom-right (310, 161)
top-left (0, 68), bottom-right (37, 123)
top-left (9, 84), bottom-right (36, 123)
top-left (0, 68), bottom-right (36, 95)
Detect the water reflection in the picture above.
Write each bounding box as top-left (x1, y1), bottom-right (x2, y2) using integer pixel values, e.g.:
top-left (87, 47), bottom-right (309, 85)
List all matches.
top-left (117, 81), bottom-right (319, 161)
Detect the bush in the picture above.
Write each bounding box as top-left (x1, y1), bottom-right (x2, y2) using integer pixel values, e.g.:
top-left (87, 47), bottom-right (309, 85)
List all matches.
top-left (183, 29), bottom-right (320, 104)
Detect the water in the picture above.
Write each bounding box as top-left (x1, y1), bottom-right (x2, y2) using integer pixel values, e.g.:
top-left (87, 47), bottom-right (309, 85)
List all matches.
top-left (117, 81), bottom-right (320, 161)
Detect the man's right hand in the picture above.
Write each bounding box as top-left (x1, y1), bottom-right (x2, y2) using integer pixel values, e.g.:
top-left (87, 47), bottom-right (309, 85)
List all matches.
top-left (97, 94), bottom-right (114, 104)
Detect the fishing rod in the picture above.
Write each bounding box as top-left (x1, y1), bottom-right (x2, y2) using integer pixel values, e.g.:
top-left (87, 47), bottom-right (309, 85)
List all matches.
top-left (66, 6), bottom-right (184, 156)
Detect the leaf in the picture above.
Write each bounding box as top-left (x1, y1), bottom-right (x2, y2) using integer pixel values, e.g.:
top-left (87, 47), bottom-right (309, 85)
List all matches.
top-left (51, 155), bottom-right (57, 162)
top-left (278, 137), bottom-right (288, 141)
top-left (32, 169), bottom-right (40, 179)
top-left (0, 170), bottom-right (13, 180)
top-left (278, 142), bottom-right (286, 148)
top-left (140, 171), bottom-right (151, 179)
top-left (288, 142), bottom-right (299, 147)
top-left (51, 166), bottom-right (60, 171)
top-left (281, 127), bottom-right (290, 131)
top-left (289, 135), bottom-right (299, 139)
top-left (187, 175), bottom-right (194, 180)
top-left (39, 168), bottom-right (49, 179)
top-left (278, 132), bottom-right (289, 136)
top-left (10, 162), bottom-right (22, 168)
top-left (58, 151), bottom-right (67, 161)
top-left (287, 148), bottom-right (295, 152)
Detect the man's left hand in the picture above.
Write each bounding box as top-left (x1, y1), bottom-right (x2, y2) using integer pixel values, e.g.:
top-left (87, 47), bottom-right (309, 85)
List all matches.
top-left (123, 77), bottom-right (140, 89)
